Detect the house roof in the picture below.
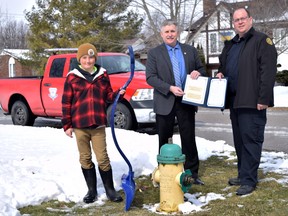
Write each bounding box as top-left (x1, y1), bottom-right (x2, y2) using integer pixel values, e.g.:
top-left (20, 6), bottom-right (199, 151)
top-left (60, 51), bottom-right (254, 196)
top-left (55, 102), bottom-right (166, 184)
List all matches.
top-left (0, 49), bottom-right (31, 60)
top-left (186, 9), bottom-right (219, 41)
top-left (126, 36), bottom-right (161, 54)
top-left (187, 0), bottom-right (288, 42)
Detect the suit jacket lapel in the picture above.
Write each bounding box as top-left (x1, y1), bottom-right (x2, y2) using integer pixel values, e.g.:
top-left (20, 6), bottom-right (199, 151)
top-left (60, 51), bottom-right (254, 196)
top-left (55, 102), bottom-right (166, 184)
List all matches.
top-left (160, 43), bottom-right (173, 70)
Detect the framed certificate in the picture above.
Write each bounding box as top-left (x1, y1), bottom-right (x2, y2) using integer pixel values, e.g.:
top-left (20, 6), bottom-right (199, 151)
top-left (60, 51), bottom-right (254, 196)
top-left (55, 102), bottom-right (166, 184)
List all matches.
top-left (182, 76), bottom-right (228, 109)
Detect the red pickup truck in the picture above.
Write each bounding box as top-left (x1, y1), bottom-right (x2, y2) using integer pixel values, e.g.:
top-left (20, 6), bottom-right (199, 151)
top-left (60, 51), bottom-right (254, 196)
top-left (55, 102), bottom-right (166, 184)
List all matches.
top-left (0, 52), bottom-right (155, 130)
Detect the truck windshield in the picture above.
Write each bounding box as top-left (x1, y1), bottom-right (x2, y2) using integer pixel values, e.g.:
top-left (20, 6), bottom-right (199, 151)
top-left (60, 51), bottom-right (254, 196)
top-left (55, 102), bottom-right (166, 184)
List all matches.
top-left (69, 55), bottom-right (146, 75)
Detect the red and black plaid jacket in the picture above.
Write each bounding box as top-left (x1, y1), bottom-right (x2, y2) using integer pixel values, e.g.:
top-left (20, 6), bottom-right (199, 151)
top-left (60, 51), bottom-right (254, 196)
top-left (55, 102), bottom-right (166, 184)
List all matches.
top-left (61, 66), bottom-right (121, 131)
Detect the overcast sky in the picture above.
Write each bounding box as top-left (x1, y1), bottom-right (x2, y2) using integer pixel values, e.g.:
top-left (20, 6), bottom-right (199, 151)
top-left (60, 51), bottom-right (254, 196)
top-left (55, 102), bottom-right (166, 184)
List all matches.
top-left (0, 0), bottom-right (242, 23)
top-left (0, 0), bottom-right (35, 21)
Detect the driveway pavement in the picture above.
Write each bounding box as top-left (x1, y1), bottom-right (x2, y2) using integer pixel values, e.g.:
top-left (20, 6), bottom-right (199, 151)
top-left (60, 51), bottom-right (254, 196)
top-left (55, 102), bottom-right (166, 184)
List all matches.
top-left (195, 107), bottom-right (288, 153)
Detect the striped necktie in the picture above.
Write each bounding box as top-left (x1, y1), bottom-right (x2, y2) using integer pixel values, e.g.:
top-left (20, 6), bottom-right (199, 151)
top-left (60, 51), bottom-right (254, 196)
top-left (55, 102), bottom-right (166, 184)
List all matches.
top-left (171, 48), bottom-right (182, 88)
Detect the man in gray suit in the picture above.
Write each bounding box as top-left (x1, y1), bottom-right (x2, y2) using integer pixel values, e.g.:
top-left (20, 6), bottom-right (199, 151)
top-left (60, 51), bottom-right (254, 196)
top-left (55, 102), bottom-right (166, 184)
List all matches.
top-left (146, 19), bottom-right (206, 185)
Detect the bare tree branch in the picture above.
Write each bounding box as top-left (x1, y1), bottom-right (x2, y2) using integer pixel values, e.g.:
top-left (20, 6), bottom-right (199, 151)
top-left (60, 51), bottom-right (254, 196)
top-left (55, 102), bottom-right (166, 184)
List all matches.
top-left (0, 13), bottom-right (28, 49)
top-left (131, 0), bottom-right (203, 46)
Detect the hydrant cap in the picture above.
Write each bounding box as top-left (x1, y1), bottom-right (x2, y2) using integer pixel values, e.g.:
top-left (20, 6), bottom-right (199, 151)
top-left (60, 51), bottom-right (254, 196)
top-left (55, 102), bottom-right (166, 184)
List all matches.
top-left (157, 144), bottom-right (185, 164)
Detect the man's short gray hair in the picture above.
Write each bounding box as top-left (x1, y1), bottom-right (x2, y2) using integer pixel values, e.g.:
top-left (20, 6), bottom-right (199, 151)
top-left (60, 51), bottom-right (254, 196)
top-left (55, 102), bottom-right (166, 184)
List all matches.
top-left (161, 19), bottom-right (179, 31)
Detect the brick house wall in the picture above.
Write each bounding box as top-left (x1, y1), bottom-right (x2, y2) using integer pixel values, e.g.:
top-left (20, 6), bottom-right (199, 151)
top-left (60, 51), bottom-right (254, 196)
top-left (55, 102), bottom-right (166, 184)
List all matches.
top-left (0, 54), bottom-right (33, 78)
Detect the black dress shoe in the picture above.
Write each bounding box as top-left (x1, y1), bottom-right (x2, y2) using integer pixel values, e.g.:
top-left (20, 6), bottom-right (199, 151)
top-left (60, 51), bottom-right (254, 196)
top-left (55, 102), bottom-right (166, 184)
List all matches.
top-left (228, 177), bottom-right (241, 186)
top-left (236, 185), bottom-right (255, 196)
top-left (193, 178), bottom-right (204, 185)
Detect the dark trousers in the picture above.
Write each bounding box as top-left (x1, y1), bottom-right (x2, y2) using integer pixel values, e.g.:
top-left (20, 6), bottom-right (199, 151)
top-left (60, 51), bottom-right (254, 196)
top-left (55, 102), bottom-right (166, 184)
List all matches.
top-left (156, 99), bottom-right (199, 178)
top-left (230, 107), bottom-right (266, 187)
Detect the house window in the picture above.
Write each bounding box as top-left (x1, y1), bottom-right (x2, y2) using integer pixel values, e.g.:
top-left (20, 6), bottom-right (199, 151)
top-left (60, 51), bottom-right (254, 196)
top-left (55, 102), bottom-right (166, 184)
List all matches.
top-left (218, 34), bottom-right (224, 52)
top-left (219, 11), bottom-right (231, 29)
top-left (274, 28), bottom-right (287, 48)
top-left (8, 57), bottom-right (16, 77)
top-left (210, 33), bottom-right (217, 53)
top-left (209, 31), bottom-right (234, 54)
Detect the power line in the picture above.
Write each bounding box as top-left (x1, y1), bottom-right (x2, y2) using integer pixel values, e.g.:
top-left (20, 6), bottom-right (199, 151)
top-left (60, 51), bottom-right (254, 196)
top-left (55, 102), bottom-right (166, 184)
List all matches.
top-left (0, 12), bottom-right (27, 22)
top-left (0, 11), bottom-right (25, 15)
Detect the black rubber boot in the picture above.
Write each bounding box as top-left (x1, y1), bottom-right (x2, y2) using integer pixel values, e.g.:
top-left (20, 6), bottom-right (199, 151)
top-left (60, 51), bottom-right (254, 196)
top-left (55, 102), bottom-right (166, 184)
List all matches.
top-left (99, 168), bottom-right (123, 202)
top-left (82, 164), bottom-right (97, 203)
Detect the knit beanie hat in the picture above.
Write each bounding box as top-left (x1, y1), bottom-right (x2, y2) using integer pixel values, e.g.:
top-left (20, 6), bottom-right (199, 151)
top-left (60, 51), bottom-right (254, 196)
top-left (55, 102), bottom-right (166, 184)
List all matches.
top-left (77, 43), bottom-right (98, 62)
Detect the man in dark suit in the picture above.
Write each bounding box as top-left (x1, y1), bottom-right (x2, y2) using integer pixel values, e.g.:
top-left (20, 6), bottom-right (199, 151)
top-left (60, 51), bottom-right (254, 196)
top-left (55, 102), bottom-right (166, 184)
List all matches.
top-left (146, 19), bottom-right (206, 185)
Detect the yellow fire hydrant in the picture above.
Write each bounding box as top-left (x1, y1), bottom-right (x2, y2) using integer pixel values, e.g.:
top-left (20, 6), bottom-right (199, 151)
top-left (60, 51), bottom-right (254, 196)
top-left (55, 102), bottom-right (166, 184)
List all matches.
top-left (152, 143), bottom-right (194, 213)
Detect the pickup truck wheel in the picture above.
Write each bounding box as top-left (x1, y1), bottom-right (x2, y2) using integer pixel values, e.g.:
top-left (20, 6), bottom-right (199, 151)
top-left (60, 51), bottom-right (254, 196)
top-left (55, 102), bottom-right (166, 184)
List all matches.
top-left (107, 103), bottom-right (133, 130)
top-left (11, 101), bottom-right (35, 126)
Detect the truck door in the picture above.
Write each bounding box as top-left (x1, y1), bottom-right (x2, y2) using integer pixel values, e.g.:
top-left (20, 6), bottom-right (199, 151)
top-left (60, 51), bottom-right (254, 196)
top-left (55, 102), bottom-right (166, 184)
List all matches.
top-left (41, 57), bottom-right (67, 117)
